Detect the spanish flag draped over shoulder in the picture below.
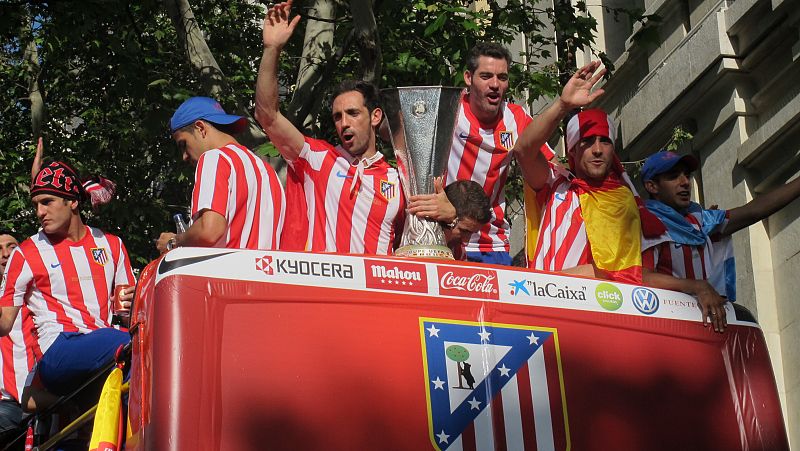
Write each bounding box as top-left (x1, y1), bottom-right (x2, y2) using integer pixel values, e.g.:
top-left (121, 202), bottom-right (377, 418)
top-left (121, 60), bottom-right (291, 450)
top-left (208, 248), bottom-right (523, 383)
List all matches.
top-left (89, 366), bottom-right (124, 451)
top-left (572, 172), bottom-right (643, 283)
top-left (525, 109), bottom-right (664, 284)
top-left (524, 169), bottom-right (644, 284)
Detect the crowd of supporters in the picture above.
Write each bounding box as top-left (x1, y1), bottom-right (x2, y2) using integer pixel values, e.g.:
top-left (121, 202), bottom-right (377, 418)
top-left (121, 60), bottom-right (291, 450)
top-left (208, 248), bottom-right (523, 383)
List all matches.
top-left (1, 0), bottom-right (800, 448)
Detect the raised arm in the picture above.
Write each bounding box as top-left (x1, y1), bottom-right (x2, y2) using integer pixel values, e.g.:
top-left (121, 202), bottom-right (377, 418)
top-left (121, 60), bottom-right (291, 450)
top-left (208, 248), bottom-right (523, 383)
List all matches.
top-left (723, 175), bottom-right (800, 235)
top-left (254, 0), bottom-right (305, 161)
top-left (31, 137), bottom-right (44, 184)
top-left (513, 61), bottom-right (606, 190)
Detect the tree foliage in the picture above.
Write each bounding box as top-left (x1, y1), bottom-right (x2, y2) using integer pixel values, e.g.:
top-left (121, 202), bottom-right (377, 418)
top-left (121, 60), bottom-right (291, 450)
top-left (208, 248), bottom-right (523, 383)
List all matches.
top-left (0, 0), bottom-right (649, 268)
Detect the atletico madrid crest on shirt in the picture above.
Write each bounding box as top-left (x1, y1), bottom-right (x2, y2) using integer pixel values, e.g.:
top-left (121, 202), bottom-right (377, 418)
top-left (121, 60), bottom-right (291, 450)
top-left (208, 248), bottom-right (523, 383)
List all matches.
top-left (379, 180), bottom-right (397, 202)
top-left (91, 247), bottom-right (109, 266)
top-left (420, 318), bottom-right (569, 450)
top-left (499, 131), bottom-right (514, 151)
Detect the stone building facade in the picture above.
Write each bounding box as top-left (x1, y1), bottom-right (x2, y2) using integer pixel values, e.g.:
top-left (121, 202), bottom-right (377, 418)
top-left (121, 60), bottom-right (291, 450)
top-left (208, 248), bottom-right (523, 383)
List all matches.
top-left (510, 0), bottom-right (800, 443)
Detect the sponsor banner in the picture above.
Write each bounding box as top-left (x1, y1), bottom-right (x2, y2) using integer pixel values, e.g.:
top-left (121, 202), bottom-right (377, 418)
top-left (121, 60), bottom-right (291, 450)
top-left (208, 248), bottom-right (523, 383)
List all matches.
top-left (496, 271), bottom-right (736, 324)
top-left (155, 249), bottom-right (743, 327)
top-left (155, 248), bottom-right (367, 290)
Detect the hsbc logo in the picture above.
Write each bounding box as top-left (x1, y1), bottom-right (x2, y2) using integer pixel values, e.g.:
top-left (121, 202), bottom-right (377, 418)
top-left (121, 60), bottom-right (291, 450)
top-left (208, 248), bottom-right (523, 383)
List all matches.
top-left (255, 255), bottom-right (354, 279)
top-left (437, 266), bottom-right (499, 300)
top-left (365, 260), bottom-right (428, 293)
top-left (632, 287), bottom-right (659, 315)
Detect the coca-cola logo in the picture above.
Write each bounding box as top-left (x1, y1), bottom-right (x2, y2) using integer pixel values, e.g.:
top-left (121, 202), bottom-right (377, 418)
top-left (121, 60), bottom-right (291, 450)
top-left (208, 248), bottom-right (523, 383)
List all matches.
top-left (437, 266), bottom-right (499, 300)
top-left (365, 260), bottom-right (428, 293)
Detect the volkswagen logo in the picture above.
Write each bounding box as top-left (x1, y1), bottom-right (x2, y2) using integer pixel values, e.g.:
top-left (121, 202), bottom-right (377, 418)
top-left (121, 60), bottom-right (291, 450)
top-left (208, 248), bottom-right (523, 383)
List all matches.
top-left (632, 287), bottom-right (659, 315)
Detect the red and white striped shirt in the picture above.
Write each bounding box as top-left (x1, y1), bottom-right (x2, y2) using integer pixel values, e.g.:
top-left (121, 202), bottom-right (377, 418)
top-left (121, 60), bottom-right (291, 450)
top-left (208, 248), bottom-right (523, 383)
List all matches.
top-left (642, 210), bottom-right (729, 281)
top-left (283, 137), bottom-right (405, 255)
top-left (447, 95), bottom-right (553, 253)
top-left (0, 227), bottom-right (135, 354)
top-left (530, 163), bottom-right (592, 271)
top-left (0, 307), bottom-right (38, 402)
top-left (192, 143), bottom-right (285, 250)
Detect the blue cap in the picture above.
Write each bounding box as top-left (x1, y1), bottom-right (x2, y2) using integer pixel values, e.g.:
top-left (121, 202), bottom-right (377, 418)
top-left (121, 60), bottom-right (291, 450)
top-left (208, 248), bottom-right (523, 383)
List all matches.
top-left (640, 151), bottom-right (699, 181)
top-left (170, 97), bottom-right (247, 134)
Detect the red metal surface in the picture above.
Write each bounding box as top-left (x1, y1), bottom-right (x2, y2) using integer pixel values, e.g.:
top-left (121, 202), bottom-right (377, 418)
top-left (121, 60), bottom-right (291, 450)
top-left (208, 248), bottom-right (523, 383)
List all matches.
top-left (125, 253), bottom-right (788, 450)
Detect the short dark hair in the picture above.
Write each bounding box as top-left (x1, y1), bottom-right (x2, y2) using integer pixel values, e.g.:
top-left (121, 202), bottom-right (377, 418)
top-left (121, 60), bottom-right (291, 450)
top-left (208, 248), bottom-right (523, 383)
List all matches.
top-left (330, 79), bottom-right (381, 113)
top-left (445, 180), bottom-right (491, 224)
top-left (466, 42), bottom-right (513, 73)
top-left (175, 120), bottom-right (240, 136)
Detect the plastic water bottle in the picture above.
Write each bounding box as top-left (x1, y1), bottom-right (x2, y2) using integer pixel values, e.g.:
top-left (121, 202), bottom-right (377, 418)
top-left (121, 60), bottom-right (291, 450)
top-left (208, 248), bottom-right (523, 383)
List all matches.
top-left (167, 213), bottom-right (188, 251)
top-left (173, 213), bottom-right (188, 234)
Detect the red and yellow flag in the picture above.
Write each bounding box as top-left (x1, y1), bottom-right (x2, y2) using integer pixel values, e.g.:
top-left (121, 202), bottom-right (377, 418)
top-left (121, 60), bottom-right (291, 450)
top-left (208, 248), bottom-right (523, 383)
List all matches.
top-left (89, 367), bottom-right (124, 451)
top-left (525, 173), bottom-right (643, 284)
top-left (573, 177), bottom-right (642, 283)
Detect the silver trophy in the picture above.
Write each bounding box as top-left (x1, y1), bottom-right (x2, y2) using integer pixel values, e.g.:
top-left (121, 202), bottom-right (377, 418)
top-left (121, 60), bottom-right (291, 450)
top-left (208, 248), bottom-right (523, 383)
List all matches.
top-left (382, 86), bottom-right (463, 259)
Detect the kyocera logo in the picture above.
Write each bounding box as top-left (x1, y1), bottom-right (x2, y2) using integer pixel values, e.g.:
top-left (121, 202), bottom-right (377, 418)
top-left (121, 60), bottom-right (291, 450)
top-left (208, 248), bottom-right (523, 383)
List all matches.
top-left (631, 287), bottom-right (659, 315)
top-left (255, 255), bottom-right (354, 279)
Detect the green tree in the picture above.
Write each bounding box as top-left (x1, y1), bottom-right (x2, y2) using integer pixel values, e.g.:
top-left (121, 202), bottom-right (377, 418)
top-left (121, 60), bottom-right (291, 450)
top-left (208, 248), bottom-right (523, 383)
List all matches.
top-left (0, 0), bottom-right (653, 268)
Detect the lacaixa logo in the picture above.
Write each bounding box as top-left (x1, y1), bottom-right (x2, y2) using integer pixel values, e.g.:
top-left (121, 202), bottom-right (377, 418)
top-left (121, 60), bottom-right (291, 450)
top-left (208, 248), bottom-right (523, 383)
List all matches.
top-left (437, 266), bottom-right (499, 300)
top-left (365, 260), bottom-right (428, 293)
top-left (595, 283), bottom-right (623, 311)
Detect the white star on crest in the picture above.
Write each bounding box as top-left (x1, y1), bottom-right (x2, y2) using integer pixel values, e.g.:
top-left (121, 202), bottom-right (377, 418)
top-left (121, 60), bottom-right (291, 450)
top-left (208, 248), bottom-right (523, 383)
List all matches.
top-left (426, 324), bottom-right (440, 337)
top-left (478, 328), bottom-right (491, 342)
top-left (432, 377), bottom-right (446, 390)
top-left (498, 364), bottom-right (511, 377)
top-left (436, 430), bottom-right (450, 444)
top-left (468, 397), bottom-right (482, 410)
top-left (527, 332), bottom-right (539, 345)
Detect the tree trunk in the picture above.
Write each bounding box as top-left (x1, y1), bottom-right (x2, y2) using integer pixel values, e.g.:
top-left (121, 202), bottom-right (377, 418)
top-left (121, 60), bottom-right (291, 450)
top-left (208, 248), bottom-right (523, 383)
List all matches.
top-left (163, 0), bottom-right (268, 150)
top-left (349, 0), bottom-right (381, 84)
top-left (163, 0), bottom-right (226, 97)
top-left (553, 0), bottom-right (578, 87)
top-left (23, 10), bottom-right (44, 142)
top-left (286, 0), bottom-right (337, 131)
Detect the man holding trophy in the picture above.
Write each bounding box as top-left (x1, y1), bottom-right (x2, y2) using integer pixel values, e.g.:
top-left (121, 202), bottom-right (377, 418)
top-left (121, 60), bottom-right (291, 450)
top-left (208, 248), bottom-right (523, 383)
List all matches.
top-left (407, 43), bottom-right (607, 265)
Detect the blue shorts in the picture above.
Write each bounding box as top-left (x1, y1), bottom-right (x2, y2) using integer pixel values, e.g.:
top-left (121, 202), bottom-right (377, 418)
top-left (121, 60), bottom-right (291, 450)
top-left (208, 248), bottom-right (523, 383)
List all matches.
top-left (465, 251), bottom-right (513, 266)
top-left (38, 329), bottom-right (130, 396)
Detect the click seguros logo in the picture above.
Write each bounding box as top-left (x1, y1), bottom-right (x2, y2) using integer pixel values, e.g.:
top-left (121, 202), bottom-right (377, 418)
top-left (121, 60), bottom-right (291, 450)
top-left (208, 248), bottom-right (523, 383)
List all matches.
top-left (595, 283), bottom-right (623, 311)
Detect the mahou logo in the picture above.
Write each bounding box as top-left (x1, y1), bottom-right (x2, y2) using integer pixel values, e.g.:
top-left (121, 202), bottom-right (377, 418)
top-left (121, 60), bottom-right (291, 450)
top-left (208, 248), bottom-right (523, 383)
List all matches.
top-left (437, 266), bottom-right (499, 300)
top-left (365, 260), bottom-right (428, 293)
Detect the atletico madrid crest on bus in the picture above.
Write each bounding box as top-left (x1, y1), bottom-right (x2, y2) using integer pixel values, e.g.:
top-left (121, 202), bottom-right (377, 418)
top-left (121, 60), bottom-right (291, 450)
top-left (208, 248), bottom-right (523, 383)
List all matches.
top-left (91, 247), bottom-right (109, 266)
top-left (380, 180), bottom-right (397, 202)
top-left (499, 131), bottom-right (514, 151)
top-left (420, 318), bottom-right (569, 450)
